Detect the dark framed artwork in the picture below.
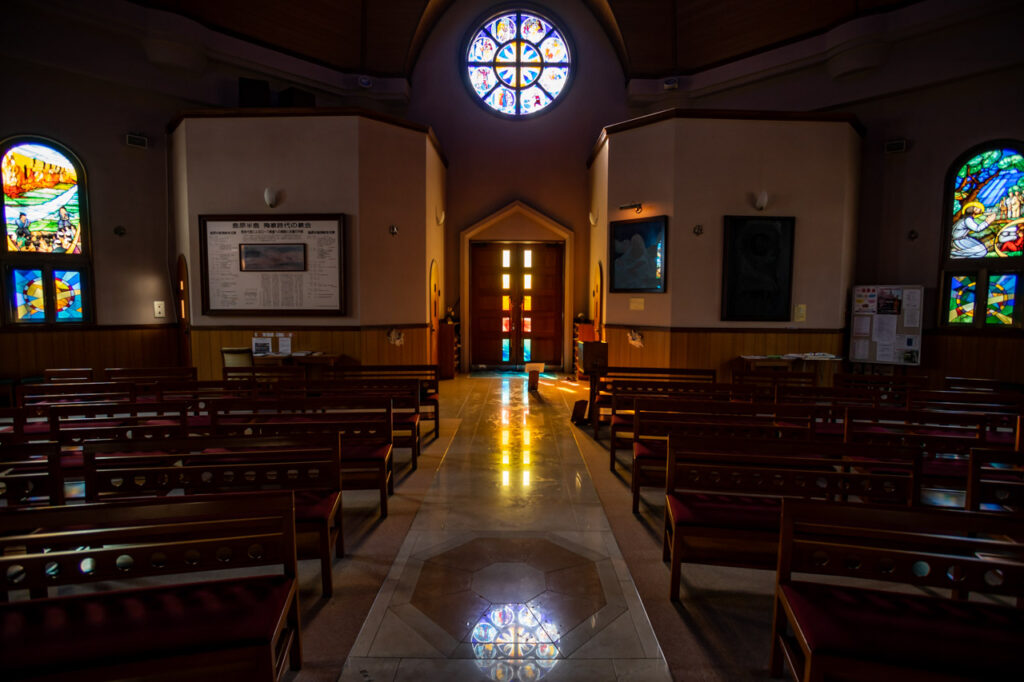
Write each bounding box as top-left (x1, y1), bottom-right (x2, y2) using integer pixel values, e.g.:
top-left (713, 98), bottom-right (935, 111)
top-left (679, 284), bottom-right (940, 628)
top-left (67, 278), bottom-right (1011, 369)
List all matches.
top-left (721, 215), bottom-right (795, 321)
top-left (608, 215), bottom-right (667, 293)
top-left (199, 214), bottom-right (344, 316)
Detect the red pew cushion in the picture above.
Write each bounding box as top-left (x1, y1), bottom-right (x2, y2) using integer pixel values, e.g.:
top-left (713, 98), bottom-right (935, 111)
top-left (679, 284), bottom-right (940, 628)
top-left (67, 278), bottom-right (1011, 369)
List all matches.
top-left (668, 492), bottom-right (780, 530)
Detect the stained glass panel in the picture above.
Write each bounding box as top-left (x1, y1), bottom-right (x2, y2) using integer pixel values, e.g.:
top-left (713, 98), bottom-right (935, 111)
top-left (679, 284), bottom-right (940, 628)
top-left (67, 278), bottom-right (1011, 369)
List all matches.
top-left (502, 339), bottom-right (510, 362)
top-left (948, 275), bottom-right (976, 324)
top-left (523, 274), bottom-right (532, 289)
top-left (466, 11), bottom-right (571, 117)
top-left (3, 143), bottom-right (82, 254)
top-left (986, 274), bottom-right (1016, 325)
top-left (523, 317), bottom-right (531, 333)
top-left (523, 339), bottom-right (531, 362)
top-left (948, 147), bottom-right (1024, 259)
top-left (502, 295), bottom-right (510, 310)
top-left (524, 296), bottom-right (531, 311)
top-left (54, 270), bottom-right (83, 321)
top-left (523, 250), bottom-right (532, 268)
top-left (502, 316), bottom-right (510, 332)
top-left (13, 268), bottom-right (45, 321)
top-left (502, 274), bottom-right (511, 289)
top-left (502, 249), bottom-right (511, 267)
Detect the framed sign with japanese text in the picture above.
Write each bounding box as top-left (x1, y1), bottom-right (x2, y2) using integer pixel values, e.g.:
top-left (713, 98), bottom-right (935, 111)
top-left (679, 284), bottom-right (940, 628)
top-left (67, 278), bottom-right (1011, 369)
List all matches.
top-left (199, 214), bottom-right (344, 315)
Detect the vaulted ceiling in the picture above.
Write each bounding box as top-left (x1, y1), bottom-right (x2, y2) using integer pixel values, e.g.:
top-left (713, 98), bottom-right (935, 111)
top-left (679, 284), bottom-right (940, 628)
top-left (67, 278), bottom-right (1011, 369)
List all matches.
top-left (132, 0), bottom-right (920, 79)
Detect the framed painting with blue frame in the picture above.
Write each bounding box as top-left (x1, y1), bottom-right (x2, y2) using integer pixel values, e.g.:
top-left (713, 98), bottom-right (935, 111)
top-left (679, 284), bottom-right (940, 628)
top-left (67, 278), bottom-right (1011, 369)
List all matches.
top-left (721, 215), bottom-right (795, 322)
top-left (608, 215), bottom-right (667, 293)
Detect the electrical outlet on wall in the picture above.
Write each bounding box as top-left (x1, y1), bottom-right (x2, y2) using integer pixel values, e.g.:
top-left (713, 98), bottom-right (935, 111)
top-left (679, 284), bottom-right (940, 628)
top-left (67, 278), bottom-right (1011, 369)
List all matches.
top-left (153, 300), bottom-right (166, 318)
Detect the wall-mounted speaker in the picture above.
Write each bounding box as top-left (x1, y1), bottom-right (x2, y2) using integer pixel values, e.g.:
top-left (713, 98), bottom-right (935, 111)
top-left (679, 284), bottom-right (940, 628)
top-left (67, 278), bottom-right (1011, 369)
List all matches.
top-left (125, 134), bottom-right (149, 149)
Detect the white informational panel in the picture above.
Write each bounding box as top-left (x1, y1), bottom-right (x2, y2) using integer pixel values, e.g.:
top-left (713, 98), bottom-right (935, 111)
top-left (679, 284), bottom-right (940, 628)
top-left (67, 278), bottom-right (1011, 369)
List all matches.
top-left (849, 285), bottom-right (923, 366)
top-left (199, 214), bottom-right (344, 315)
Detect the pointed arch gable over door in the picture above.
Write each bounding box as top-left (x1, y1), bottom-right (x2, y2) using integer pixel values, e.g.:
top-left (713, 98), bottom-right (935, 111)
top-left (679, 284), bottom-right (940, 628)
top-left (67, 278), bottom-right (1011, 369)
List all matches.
top-left (460, 201), bottom-right (574, 372)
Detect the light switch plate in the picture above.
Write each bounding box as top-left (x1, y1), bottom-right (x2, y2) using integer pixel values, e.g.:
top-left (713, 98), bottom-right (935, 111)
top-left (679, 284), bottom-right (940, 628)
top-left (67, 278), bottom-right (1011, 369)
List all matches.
top-left (153, 300), bottom-right (166, 318)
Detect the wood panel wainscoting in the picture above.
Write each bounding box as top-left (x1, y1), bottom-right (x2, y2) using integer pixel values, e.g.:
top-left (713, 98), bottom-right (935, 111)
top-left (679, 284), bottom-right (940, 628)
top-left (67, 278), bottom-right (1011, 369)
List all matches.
top-left (604, 325), bottom-right (844, 381)
top-left (922, 329), bottom-right (1024, 385)
top-left (0, 326), bottom-right (179, 380)
top-left (190, 326), bottom-right (431, 380)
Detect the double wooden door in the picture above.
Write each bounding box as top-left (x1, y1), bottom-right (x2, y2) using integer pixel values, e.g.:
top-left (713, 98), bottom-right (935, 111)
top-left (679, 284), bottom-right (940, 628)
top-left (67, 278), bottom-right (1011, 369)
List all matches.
top-left (470, 242), bottom-right (563, 368)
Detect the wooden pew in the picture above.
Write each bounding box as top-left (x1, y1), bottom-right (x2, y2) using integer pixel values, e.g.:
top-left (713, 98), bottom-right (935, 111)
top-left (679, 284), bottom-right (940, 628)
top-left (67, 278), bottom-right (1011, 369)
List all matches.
top-left (966, 447), bottom-right (1024, 512)
top-left (0, 492), bottom-right (302, 681)
top-left (104, 366), bottom-right (198, 399)
top-left (83, 444), bottom-right (343, 596)
top-left (589, 366), bottom-right (717, 431)
top-left (733, 369), bottom-right (816, 400)
top-left (596, 380), bottom-right (754, 438)
top-left (0, 442), bottom-right (64, 507)
top-left (321, 364), bottom-right (441, 439)
top-left (663, 438), bottom-right (916, 601)
top-left (17, 381), bottom-right (137, 407)
top-left (42, 367), bottom-right (96, 382)
top-left (770, 500), bottom-right (1024, 682)
top-left (908, 388), bottom-right (1023, 442)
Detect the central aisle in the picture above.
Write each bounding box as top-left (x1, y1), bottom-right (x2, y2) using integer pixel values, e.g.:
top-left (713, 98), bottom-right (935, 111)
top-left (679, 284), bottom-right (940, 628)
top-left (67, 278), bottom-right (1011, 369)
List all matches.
top-left (340, 375), bottom-right (669, 681)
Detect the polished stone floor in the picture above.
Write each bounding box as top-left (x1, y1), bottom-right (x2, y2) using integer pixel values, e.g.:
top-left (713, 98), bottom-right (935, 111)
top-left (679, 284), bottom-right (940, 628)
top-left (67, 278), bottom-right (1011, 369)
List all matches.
top-left (339, 374), bottom-right (670, 682)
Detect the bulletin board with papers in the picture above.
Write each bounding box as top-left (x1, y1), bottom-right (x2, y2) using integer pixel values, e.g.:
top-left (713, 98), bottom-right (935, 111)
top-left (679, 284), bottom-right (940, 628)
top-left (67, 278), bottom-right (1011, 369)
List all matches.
top-left (849, 285), bottom-right (923, 366)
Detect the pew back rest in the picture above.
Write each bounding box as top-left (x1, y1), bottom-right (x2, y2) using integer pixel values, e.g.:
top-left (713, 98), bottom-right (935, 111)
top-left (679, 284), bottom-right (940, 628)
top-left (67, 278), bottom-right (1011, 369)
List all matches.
top-left (17, 381), bottom-right (137, 407)
top-left (0, 442), bottom-right (64, 506)
top-left (967, 448), bottom-right (1024, 512)
top-left (0, 491), bottom-right (296, 600)
top-left (777, 499), bottom-right (1024, 601)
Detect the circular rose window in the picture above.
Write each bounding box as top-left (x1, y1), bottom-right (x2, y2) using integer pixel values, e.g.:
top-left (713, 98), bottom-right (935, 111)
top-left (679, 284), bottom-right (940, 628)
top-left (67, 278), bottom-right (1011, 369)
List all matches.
top-left (465, 9), bottom-right (572, 117)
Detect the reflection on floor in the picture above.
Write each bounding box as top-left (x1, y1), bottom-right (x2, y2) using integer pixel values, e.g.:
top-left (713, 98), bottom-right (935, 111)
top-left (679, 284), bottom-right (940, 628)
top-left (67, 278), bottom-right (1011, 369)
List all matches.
top-left (339, 374), bottom-right (669, 682)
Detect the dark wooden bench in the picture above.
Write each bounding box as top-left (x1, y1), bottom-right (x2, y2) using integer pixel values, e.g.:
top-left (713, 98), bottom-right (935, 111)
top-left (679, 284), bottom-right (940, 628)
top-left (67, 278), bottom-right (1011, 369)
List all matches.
top-left (322, 364), bottom-right (441, 439)
top-left (0, 442), bottom-right (64, 507)
top-left (42, 367), bottom-right (96, 382)
top-left (596, 380), bottom-right (753, 438)
top-left (908, 389), bottom-right (1023, 441)
top-left (83, 444), bottom-right (343, 596)
top-left (966, 447), bottom-right (1024, 512)
top-left (663, 439), bottom-right (916, 601)
top-left (17, 381), bottom-right (137, 407)
top-left (589, 366), bottom-right (717, 431)
top-left (0, 491), bottom-right (302, 680)
top-left (733, 369), bottom-right (817, 400)
top-left (770, 500), bottom-right (1024, 681)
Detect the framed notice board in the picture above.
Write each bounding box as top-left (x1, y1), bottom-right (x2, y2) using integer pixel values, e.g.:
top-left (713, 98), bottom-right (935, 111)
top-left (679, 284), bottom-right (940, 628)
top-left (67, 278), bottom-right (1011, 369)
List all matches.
top-left (849, 285), bottom-right (923, 366)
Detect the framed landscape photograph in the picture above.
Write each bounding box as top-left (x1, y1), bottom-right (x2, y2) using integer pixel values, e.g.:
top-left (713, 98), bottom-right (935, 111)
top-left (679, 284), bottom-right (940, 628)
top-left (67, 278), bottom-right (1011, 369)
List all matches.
top-left (721, 215), bottom-right (795, 321)
top-left (199, 214), bottom-right (344, 316)
top-left (609, 215), bottom-right (667, 293)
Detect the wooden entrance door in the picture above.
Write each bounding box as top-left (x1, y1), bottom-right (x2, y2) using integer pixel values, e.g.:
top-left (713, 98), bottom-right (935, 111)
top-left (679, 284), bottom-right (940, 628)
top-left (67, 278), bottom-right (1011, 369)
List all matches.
top-left (470, 242), bottom-right (563, 368)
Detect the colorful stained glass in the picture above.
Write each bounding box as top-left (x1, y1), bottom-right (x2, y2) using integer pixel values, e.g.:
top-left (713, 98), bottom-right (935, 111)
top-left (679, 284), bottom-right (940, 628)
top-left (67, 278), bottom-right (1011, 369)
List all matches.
top-left (3, 143), bottom-right (83, 254)
top-left (523, 339), bottom-right (531, 362)
top-left (523, 249), bottom-right (532, 268)
top-left (502, 295), bottom-right (510, 310)
top-left (524, 296), bottom-right (532, 311)
top-left (502, 316), bottom-right (510, 332)
top-left (466, 11), bottom-right (571, 117)
top-left (502, 339), bottom-right (510, 362)
top-left (948, 147), bottom-right (1024, 259)
top-left (986, 274), bottom-right (1016, 325)
top-left (13, 268), bottom-right (45, 321)
top-left (948, 275), bottom-right (976, 324)
top-left (523, 317), bottom-right (531, 333)
top-left (54, 270), bottom-right (83, 321)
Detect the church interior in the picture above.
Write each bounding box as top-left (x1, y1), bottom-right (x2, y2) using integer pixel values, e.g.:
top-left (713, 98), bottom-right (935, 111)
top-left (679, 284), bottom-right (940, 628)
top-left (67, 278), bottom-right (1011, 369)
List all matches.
top-left (2, 0), bottom-right (1024, 680)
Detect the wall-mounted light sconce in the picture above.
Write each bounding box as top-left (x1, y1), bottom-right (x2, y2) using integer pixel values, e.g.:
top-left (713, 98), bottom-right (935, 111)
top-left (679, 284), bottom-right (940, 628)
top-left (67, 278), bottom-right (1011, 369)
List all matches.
top-left (389, 224), bottom-right (399, 236)
top-left (753, 190), bottom-right (769, 211)
top-left (692, 224), bottom-right (704, 236)
top-left (619, 202), bottom-right (643, 214)
top-left (264, 187), bottom-right (279, 208)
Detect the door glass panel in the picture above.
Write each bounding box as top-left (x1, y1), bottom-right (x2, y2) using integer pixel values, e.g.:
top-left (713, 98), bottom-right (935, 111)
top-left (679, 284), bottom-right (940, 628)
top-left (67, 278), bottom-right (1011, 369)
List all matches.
top-left (502, 249), bottom-right (511, 267)
top-left (523, 295), bottom-right (532, 311)
top-left (502, 316), bottom-right (510, 332)
top-left (523, 249), bottom-right (532, 268)
top-left (524, 274), bottom-right (532, 289)
top-left (502, 274), bottom-right (510, 289)
top-left (502, 295), bottom-right (510, 310)
top-left (502, 338), bottom-right (510, 362)
top-left (523, 339), bottom-right (531, 361)
top-left (523, 317), bottom-right (531, 333)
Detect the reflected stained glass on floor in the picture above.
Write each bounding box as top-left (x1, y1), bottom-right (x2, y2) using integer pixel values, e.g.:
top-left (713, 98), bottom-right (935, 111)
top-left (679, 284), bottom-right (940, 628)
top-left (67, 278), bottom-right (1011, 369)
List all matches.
top-left (472, 603), bottom-right (560, 681)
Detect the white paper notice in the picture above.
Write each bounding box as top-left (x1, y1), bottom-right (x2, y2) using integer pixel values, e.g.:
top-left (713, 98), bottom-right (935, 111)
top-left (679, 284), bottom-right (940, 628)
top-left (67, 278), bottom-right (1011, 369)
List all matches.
top-left (852, 315), bottom-right (872, 337)
top-left (851, 338), bottom-right (870, 360)
top-left (277, 336), bottom-right (292, 355)
top-left (876, 342), bottom-right (895, 363)
top-left (853, 286), bottom-right (878, 313)
top-left (903, 288), bottom-right (922, 309)
top-left (872, 314), bottom-right (897, 343)
top-left (903, 307), bottom-right (921, 328)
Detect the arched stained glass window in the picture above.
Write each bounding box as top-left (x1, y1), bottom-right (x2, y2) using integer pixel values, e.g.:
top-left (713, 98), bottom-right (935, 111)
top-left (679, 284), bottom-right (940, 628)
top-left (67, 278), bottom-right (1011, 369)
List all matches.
top-left (465, 9), bottom-right (572, 117)
top-left (941, 141), bottom-right (1023, 329)
top-left (2, 136), bottom-right (91, 325)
